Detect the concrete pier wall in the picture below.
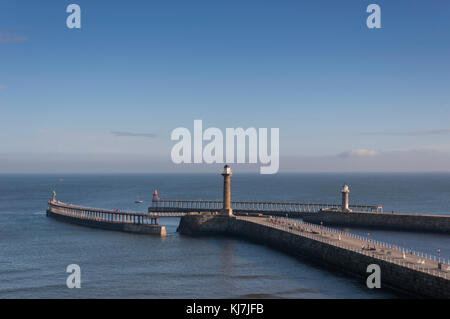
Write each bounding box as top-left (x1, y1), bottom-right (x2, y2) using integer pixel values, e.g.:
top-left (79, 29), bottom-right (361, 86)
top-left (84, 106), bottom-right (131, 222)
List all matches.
top-left (151, 206), bottom-right (450, 234)
top-left (178, 215), bottom-right (450, 298)
top-left (47, 209), bottom-right (166, 236)
top-left (302, 211), bottom-right (450, 234)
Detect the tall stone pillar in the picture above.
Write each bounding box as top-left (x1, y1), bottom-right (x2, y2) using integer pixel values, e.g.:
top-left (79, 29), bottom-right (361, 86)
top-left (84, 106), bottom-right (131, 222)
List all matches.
top-left (341, 184), bottom-right (351, 212)
top-left (51, 191), bottom-right (56, 203)
top-left (221, 165), bottom-right (233, 216)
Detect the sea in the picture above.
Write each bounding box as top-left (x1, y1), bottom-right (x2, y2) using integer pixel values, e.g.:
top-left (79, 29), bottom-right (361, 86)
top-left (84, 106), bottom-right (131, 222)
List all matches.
top-left (1, 173), bottom-right (449, 298)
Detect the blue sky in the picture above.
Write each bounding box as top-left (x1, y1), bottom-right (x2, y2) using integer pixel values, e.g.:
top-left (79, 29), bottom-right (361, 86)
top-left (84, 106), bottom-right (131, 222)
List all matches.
top-left (1, 0), bottom-right (449, 173)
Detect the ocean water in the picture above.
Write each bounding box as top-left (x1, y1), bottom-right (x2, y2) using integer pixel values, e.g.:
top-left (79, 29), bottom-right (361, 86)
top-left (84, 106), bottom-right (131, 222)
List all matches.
top-left (1, 173), bottom-right (450, 299)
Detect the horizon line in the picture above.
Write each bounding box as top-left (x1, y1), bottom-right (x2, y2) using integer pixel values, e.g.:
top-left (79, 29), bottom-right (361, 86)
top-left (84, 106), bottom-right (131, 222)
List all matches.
top-left (2, 171), bottom-right (450, 175)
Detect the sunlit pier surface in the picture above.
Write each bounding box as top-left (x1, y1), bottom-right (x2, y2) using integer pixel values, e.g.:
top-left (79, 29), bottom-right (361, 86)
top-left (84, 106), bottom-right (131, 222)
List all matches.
top-left (178, 213), bottom-right (450, 298)
top-left (247, 216), bottom-right (450, 279)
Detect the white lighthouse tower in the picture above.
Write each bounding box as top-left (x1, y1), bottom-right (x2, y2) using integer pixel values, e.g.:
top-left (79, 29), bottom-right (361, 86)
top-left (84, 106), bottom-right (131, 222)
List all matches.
top-left (341, 184), bottom-right (351, 212)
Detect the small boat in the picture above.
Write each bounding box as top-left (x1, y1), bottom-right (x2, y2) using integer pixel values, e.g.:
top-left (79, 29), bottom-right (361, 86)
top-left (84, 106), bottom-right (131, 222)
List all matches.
top-left (134, 200), bottom-right (143, 204)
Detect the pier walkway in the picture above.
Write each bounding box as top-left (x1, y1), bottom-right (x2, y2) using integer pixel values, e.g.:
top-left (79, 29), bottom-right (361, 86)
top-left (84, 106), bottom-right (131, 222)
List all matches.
top-left (245, 216), bottom-right (450, 279)
top-left (47, 201), bottom-right (170, 236)
top-left (178, 214), bottom-right (450, 297)
top-left (48, 201), bottom-right (186, 224)
top-left (150, 197), bottom-right (382, 214)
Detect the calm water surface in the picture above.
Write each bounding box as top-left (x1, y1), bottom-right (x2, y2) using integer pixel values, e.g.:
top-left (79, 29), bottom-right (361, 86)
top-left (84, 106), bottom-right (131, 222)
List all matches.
top-left (1, 173), bottom-right (450, 298)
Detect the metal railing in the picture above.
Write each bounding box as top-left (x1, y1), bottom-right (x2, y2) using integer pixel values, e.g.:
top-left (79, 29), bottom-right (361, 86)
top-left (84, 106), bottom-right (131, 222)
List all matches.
top-left (47, 201), bottom-right (185, 224)
top-left (238, 216), bottom-right (449, 279)
top-left (151, 198), bottom-right (381, 213)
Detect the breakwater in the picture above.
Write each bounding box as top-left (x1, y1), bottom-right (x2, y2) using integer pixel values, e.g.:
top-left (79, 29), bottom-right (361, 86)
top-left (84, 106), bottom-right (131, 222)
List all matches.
top-left (149, 197), bottom-right (450, 234)
top-left (47, 201), bottom-right (166, 236)
top-left (154, 206), bottom-right (450, 234)
top-left (178, 214), bottom-right (450, 298)
top-left (302, 210), bottom-right (450, 234)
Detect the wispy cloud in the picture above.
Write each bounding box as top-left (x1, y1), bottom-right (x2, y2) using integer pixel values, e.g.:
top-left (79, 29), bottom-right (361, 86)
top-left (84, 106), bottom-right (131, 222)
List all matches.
top-left (111, 131), bottom-right (157, 138)
top-left (337, 149), bottom-right (380, 158)
top-left (361, 129), bottom-right (450, 136)
top-left (0, 84), bottom-right (4, 89)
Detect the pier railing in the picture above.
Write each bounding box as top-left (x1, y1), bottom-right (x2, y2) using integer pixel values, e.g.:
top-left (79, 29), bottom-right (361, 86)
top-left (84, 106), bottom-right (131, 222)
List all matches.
top-left (48, 200), bottom-right (448, 279)
top-left (48, 201), bottom-right (187, 225)
top-left (243, 216), bottom-right (449, 279)
top-left (151, 198), bottom-right (382, 213)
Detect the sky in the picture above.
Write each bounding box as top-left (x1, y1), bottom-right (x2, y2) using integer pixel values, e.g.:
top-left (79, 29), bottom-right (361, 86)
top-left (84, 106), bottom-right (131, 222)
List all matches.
top-left (0, 0), bottom-right (449, 173)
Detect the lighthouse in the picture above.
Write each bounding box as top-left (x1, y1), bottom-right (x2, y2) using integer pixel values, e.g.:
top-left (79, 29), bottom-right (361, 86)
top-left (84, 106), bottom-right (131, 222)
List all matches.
top-left (152, 190), bottom-right (159, 202)
top-left (152, 190), bottom-right (160, 208)
top-left (221, 165), bottom-right (233, 216)
top-left (341, 184), bottom-right (351, 212)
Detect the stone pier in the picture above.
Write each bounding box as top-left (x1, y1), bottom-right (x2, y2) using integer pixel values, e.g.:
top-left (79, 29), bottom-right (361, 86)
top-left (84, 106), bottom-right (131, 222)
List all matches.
top-left (178, 214), bottom-right (450, 298)
top-left (303, 210), bottom-right (450, 234)
top-left (47, 200), bottom-right (166, 236)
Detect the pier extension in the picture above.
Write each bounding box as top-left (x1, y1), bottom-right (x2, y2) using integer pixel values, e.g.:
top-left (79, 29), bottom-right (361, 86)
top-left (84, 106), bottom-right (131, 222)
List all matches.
top-left (178, 214), bottom-right (450, 298)
top-left (47, 197), bottom-right (166, 237)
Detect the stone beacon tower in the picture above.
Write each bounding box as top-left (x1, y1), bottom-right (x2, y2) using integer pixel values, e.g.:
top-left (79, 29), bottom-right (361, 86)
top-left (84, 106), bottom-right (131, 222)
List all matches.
top-left (341, 184), bottom-right (351, 212)
top-left (221, 165), bottom-right (233, 216)
top-left (51, 191), bottom-right (56, 203)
